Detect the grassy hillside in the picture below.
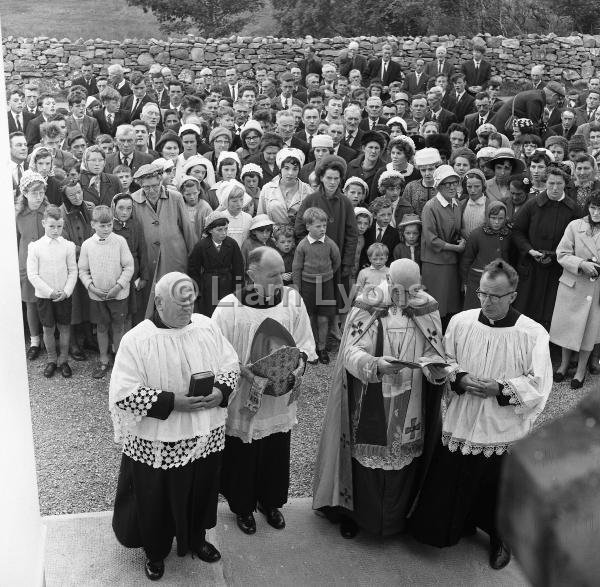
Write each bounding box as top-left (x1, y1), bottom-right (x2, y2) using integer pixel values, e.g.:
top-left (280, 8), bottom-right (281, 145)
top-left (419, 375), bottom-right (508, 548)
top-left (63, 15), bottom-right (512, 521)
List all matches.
top-left (0, 0), bottom-right (277, 40)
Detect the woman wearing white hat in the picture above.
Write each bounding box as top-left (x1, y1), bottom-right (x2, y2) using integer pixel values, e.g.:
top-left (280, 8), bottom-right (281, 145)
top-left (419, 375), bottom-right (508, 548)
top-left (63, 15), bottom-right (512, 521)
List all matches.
top-left (298, 135), bottom-right (335, 184)
top-left (257, 147), bottom-right (312, 225)
top-left (421, 165), bottom-right (466, 324)
top-left (403, 147), bottom-right (442, 215)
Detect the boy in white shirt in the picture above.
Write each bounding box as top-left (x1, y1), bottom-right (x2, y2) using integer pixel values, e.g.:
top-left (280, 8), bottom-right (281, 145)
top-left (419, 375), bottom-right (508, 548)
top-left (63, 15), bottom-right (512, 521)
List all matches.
top-left (27, 205), bottom-right (78, 378)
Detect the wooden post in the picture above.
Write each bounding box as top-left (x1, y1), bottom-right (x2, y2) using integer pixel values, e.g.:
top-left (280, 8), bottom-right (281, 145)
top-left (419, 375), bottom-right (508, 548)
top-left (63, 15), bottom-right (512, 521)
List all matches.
top-left (0, 18), bottom-right (46, 586)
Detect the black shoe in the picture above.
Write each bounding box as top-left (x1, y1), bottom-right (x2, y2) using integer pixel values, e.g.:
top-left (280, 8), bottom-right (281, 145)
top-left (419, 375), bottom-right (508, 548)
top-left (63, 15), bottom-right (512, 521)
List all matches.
top-left (588, 357), bottom-right (600, 375)
top-left (553, 371), bottom-right (567, 382)
top-left (489, 539), bottom-right (511, 570)
top-left (27, 345), bottom-right (41, 361)
top-left (92, 362), bottom-right (111, 379)
top-left (194, 540), bottom-right (221, 563)
top-left (257, 503), bottom-right (285, 529)
top-left (144, 559), bottom-right (164, 581)
top-left (236, 513), bottom-right (256, 535)
top-left (69, 347), bottom-right (87, 361)
top-left (43, 362), bottom-right (57, 378)
top-left (571, 377), bottom-right (585, 389)
top-left (317, 349), bottom-right (330, 365)
top-left (59, 362), bottom-right (73, 378)
top-left (340, 517), bottom-right (359, 539)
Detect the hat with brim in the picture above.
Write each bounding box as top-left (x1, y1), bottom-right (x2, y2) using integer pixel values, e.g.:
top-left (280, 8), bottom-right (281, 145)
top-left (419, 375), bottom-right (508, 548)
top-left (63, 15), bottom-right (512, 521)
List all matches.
top-left (204, 210), bottom-right (229, 231)
top-left (249, 214), bottom-right (274, 231)
top-left (361, 130), bottom-right (386, 150)
top-left (414, 147), bottom-right (441, 167)
top-left (133, 162), bottom-right (164, 180)
top-left (433, 164), bottom-right (460, 188)
top-left (394, 92), bottom-right (410, 103)
top-left (484, 148), bottom-right (525, 173)
top-left (398, 213), bottom-right (422, 228)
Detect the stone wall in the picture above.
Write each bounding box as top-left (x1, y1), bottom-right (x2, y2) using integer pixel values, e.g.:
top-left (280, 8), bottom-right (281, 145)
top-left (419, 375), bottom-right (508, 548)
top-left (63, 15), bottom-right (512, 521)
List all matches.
top-left (4, 32), bottom-right (600, 92)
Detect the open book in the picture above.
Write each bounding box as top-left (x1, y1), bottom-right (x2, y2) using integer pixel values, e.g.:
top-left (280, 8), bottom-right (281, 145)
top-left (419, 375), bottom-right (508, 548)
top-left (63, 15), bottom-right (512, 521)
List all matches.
top-left (387, 356), bottom-right (450, 369)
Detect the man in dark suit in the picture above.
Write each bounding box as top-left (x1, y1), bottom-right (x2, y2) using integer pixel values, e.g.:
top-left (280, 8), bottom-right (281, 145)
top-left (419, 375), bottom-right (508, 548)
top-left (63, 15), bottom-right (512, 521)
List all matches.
top-left (327, 120), bottom-right (358, 163)
top-left (298, 46), bottom-right (322, 85)
top-left (93, 86), bottom-right (128, 137)
top-left (363, 212), bottom-right (401, 267)
top-left (107, 64), bottom-right (132, 97)
top-left (271, 72), bottom-right (305, 111)
top-left (366, 43), bottom-right (403, 87)
top-left (548, 108), bottom-right (577, 139)
top-left (7, 88), bottom-right (34, 134)
top-left (340, 105), bottom-right (364, 151)
top-left (71, 62), bottom-right (98, 97)
top-left (403, 59), bottom-right (429, 97)
top-left (275, 110), bottom-right (309, 155)
top-left (463, 92), bottom-right (494, 140)
top-left (293, 105), bottom-right (321, 146)
top-left (461, 45), bottom-right (493, 95)
top-left (338, 41), bottom-right (369, 79)
top-left (450, 73), bottom-right (476, 123)
top-left (149, 73), bottom-right (170, 109)
top-left (222, 67), bottom-right (241, 102)
top-left (424, 46), bottom-right (455, 86)
top-left (574, 90), bottom-right (600, 126)
top-left (104, 124), bottom-right (155, 174)
top-left (359, 96), bottom-right (386, 131)
top-left (522, 65), bottom-right (546, 91)
top-left (426, 86), bottom-right (457, 134)
top-left (65, 90), bottom-right (100, 145)
top-left (120, 72), bottom-right (157, 124)
top-left (23, 83), bottom-right (42, 117)
top-left (25, 93), bottom-right (57, 150)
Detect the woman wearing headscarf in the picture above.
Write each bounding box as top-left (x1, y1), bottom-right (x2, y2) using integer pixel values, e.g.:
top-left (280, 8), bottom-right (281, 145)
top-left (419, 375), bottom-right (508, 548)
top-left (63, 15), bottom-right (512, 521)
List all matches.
top-left (550, 192), bottom-right (600, 387)
top-left (460, 200), bottom-right (514, 310)
top-left (258, 148), bottom-right (312, 225)
top-left (177, 155), bottom-right (218, 209)
top-left (79, 145), bottom-right (122, 207)
top-left (420, 165), bottom-right (465, 325)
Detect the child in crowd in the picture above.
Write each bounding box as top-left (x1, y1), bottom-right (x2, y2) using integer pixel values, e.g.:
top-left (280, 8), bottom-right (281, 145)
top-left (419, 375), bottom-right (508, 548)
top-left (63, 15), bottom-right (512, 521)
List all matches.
top-left (216, 180), bottom-right (253, 248)
top-left (180, 155), bottom-right (218, 209)
top-left (26, 205), bottom-right (77, 378)
top-left (343, 176), bottom-right (368, 207)
top-left (241, 163), bottom-right (264, 216)
top-left (377, 170), bottom-right (410, 226)
top-left (60, 181), bottom-right (96, 360)
top-left (362, 196), bottom-right (400, 267)
top-left (393, 213), bottom-right (422, 267)
top-left (355, 242), bottom-right (391, 295)
top-left (506, 174), bottom-right (532, 221)
top-left (241, 214), bottom-right (274, 266)
top-left (273, 224), bottom-right (296, 286)
top-left (113, 165), bottom-right (133, 194)
top-left (352, 207), bottom-right (373, 280)
top-left (187, 211), bottom-right (244, 317)
top-left (16, 171), bottom-right (48, 361)
top-left (292, 207), bottom-right (341, 365)
top-left (216, 151), bottom-right (241, 182)
top-left (96, 134), bottom-right (115, 156)
top-left (217, 107), bottom-right (235, 132)
top-left (155, 158), bottom-right (176, 188)
top-left (178, 176), bottom-right (213, 240)
top-left (111, 193), bottom-right (149, 328)
top-left (78, 205), bottom-right (134, 379)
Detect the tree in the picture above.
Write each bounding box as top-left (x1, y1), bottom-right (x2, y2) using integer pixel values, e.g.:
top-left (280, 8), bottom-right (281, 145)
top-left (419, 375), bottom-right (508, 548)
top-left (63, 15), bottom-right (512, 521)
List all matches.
top-left (126, 0), bottom-right (264, 36)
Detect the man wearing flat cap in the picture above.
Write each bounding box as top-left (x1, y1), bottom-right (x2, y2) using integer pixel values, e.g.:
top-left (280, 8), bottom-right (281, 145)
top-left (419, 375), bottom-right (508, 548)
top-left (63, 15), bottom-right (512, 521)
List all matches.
top-left (491, 81), bottom-right (566, 138)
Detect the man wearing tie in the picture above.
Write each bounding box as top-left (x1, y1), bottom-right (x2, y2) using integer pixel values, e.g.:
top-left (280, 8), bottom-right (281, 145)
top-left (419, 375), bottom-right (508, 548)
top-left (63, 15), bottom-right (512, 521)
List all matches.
top-left (463, 92), bottom-right (493, 140)
top-left (7, 88), bottom-right (34, 134)
top-left (71, 62), bottom-right (99, 97)
top-left (93, 86), bottom-right (126, 137)
top-left (141, 103), bottom-right (162, 152)
top-left (23, 84), bottom-right (41, 116)
top-left (65, 90), bottom-right (100, 145)
top-left (451, 73), bottom-right (476, 123)
top-left (9, 132), bottom-right (28, 200)
top-left (225, 68), bottom-right (240, 102)
top-left (104, 125), bottom-right (155, 175)
top-left (121, 72), bottom-right (155, 124)
top-left (359, 97), bottom-right (386, 131)
top-left (403, 59), bottom-right (430, 96)
top-left (426, 87), bottom-right (457, 134)
top-left (338, 41), bottom-right (368, 79)
top-left (271, 72), bottom-right (304, 111)
top-left (340, 105), bottom-right (364, 151)
top-left (548, 108), bottom-right (577, 139)
top-left (461, 45), bottom-right (492, 96)
top-left (366, 43), bottom-right (403, 88)
top-left (424, 46), bottom-right (454, 88)
top-left (574, 90), bottom-right (600, 126)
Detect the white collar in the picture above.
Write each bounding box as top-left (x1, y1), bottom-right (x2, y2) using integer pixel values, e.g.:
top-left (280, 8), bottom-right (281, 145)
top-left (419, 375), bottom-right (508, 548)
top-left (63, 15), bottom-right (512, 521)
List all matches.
top-left (41, 235), bottom-right (62, 244)
top-left (435, 192), bottom-right (458, 207)
top-left (307, 234), bottom-right (326, 244)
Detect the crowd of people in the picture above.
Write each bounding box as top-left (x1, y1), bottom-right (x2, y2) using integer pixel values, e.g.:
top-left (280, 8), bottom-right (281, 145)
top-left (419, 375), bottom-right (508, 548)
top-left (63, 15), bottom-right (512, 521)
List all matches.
top-left (9, 38), bottom-right (597, 580)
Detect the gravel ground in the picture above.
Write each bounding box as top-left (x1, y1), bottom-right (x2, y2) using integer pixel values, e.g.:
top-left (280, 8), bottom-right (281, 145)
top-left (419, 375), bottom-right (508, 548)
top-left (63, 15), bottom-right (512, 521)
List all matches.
top-left (29, 346), bottom-right (594, 516)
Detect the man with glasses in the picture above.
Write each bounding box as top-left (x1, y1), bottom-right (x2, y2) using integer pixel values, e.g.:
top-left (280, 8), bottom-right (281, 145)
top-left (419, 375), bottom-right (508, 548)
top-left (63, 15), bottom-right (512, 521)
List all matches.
top-left (410, 258), bottom-right (552, 571)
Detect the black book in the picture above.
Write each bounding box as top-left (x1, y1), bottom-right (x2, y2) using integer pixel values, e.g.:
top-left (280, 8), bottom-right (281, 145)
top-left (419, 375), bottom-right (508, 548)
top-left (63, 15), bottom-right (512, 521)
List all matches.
top-left (187, 371), bottom-right (215, 397)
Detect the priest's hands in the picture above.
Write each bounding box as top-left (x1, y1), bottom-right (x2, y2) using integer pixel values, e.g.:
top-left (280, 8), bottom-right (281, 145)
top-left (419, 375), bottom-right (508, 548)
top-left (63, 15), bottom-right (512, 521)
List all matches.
top-left (377, 356), bottom-right (417, 376)
top-left (174, 388), bottom-right (223, 411)
top-left (459, 374), bottom-right (500, 398)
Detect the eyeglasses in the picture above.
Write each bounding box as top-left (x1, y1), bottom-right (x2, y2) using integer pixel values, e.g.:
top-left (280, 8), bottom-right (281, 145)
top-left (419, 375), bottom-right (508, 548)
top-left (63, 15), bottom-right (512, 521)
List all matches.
top-left (245, 135), bottom-right (261, 141)
top-left (475, 289), bottom-right (515, 303)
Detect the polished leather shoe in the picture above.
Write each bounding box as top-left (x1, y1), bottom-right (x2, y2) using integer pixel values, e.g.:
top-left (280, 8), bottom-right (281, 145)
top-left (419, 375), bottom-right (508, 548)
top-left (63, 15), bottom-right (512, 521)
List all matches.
top-left (489, 540), bottom-right (511, 570)
top-left (195, 540), bottom-right (221, 563)
top-left (257, 504), bottom-right (285, 529)
top-left (144, 559), bottom-right (164, 581)
top-left (43, 362), bottom-right (57, 378)
top-left (69, 347), bottom-right (87, 361)
top-left (340, 517), bottom-right (359, 539)
top-left (59, 362), bottom-right (73, 378)
top-left (27, 345), bottom-right (41, 361)
top-left (236, 513), bottom-right (256, 535)
top-left (553, 371), bottom-right (567, 383)
top-left (571, 377), bottom-right (585, 390)
top-left (317, 349), bottom-right (330, 365)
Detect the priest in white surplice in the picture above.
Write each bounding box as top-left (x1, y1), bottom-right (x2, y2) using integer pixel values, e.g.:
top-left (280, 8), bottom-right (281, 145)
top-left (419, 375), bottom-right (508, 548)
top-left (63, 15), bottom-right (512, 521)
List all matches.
top-left (212, 247), bottom-right (316, 535)
top-left (409, 259), bottom-right (552, 571)
top-left (109, 272), bottom-right (240, 581)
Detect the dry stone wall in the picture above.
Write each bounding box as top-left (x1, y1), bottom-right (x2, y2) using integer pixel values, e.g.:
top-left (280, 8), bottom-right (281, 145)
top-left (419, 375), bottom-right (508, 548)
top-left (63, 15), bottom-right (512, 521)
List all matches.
top-left (4, 32), bottom-right (600, 91)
